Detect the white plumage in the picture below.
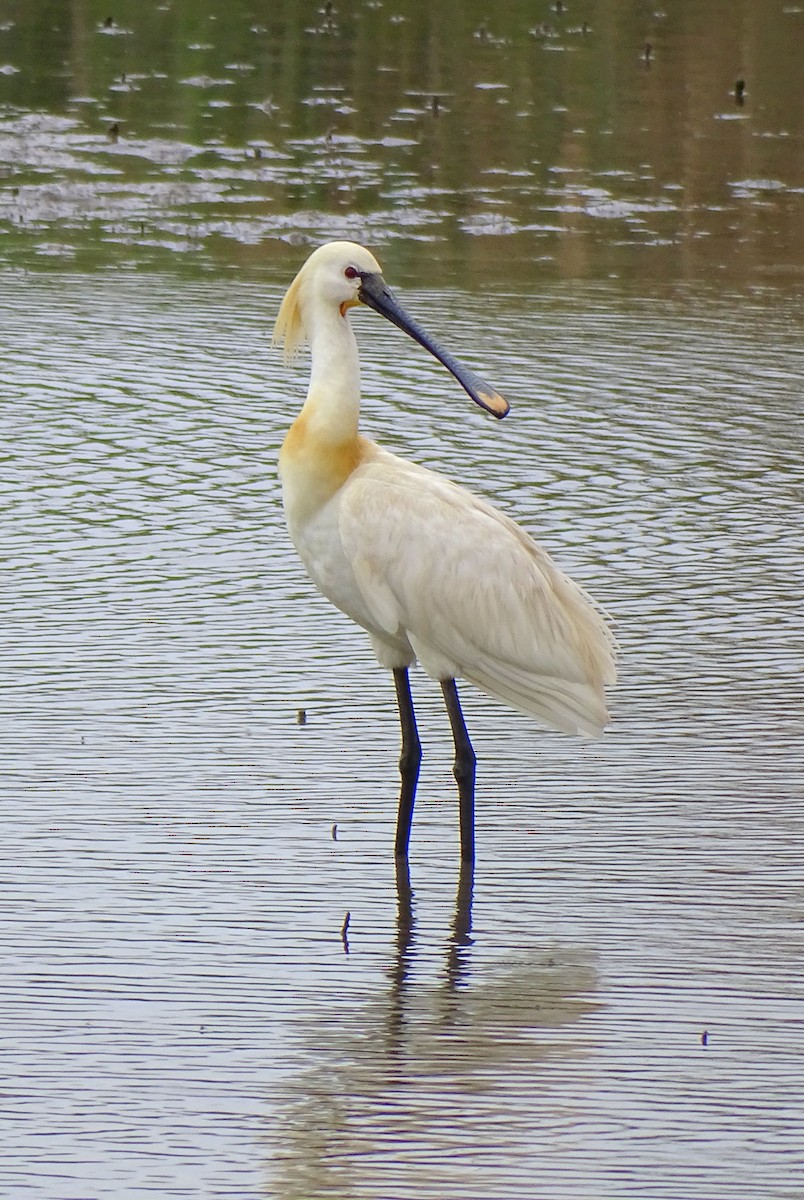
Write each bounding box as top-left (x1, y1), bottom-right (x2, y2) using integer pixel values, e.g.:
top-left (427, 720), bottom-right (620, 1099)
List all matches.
top-left (276, 240), bottom-right (615, 862)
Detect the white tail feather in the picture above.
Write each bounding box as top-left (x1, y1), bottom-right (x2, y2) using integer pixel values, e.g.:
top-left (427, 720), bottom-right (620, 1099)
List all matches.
top-left (465, 655), bottom-right (610, 737)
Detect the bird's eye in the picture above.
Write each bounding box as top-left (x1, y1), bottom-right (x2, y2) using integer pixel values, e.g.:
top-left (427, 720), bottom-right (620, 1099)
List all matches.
top-left (344, 266), bottom-right (359, 280)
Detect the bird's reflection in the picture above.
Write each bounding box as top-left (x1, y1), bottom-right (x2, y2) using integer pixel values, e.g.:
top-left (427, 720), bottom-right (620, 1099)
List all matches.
top-left (385, 856), bottom-right (416, 1053)
top-left (269, 862), bottom-right (601, 1197)
top-left (387, 858), bottom-right (475, 1048)
top-left (445, 858), bottom-right (475, 990)
top-left (394, 855), bottom-right (416, 971)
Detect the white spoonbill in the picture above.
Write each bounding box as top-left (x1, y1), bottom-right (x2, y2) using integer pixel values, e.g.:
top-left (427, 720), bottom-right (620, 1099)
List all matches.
top-left (275, 241), bottom-right (615, 864)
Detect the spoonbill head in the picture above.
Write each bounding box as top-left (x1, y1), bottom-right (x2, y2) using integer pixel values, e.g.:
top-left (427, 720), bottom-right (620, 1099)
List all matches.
top-left (274, 240), bottom-right (509, 418)
top-left (275, 240), bottom-right (616, 864)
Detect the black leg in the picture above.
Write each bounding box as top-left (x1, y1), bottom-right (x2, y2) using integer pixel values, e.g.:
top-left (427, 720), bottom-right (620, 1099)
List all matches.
top-left (441, 678), bottom-right (476, 863)
top-left (393, 667), bottom-right (422, 859)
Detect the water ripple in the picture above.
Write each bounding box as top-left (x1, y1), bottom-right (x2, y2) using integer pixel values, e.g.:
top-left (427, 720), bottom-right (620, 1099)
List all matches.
top-left (1, 272), bottom-right (803, 1199)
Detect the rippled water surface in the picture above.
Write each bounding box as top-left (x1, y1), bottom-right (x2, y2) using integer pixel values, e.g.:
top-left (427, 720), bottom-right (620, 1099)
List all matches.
top-left (2, 269), bottom-right (803, 1199)
top-left (1, 0), bottom-right (803, 284)
top-left (2, 0), bottom-right (804, 1195)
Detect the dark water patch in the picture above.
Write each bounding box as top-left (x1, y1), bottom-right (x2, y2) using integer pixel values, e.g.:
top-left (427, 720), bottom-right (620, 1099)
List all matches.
top-left (0, 0), bottom-right (802, 285)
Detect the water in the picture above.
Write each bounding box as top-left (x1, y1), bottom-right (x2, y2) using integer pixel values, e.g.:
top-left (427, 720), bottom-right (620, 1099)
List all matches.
top-left (2, 271), bottom-right (803, 1199)
top-left (0, 0), bottom-right (802, 284)
top-left (2, 0), bottom-right (804, 1197)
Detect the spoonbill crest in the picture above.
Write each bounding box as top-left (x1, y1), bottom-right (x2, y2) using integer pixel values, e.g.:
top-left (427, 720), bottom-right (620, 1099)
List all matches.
top-left (275, 241), bottom-right (616, 863)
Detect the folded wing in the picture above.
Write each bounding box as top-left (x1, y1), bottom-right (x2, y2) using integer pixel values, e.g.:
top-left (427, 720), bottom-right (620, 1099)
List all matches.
top-left (339, 454), bottom-right (616, 737)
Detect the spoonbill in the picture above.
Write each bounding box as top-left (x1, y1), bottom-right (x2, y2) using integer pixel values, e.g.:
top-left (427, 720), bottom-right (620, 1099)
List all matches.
top-left (275, 241), bottom-right (616, 863)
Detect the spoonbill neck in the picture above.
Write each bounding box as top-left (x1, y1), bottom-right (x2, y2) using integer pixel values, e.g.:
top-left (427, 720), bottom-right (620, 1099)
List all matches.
top-left (302, 304), bottom-right (362, 443)
top-left (279, 302), bottom-right (367, 526)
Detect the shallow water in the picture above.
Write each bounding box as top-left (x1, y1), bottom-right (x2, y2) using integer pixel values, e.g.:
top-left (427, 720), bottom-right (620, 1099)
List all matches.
top-left (2, 269), bottom-right (803, 1199)
top-left (2, 0), bottom-right (804, 1196)
top-left (1, 0), bottom-right (803, 284)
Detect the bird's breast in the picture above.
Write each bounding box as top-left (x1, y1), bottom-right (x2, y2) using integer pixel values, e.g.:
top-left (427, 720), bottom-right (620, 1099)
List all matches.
top-left (282, 469), bottom-right (402, 652)
top-left (279, 415), bottom-right (369, 526)
top-left (279, 420), bottom-right (375, 623)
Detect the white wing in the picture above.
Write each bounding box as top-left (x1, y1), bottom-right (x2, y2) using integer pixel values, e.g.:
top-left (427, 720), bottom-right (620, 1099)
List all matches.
top-left (339, 451), bottom-right (616, 737)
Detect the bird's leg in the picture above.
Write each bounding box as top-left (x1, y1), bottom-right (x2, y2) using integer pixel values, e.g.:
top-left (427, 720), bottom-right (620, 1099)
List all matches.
top-left (441, 679), bottom-right (476, 864)
top-left (393, 667), bottom-right (422, 859)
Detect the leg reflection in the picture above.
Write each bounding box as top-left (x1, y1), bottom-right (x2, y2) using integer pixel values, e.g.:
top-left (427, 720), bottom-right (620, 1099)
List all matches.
top-left (386, 856), bottom-right (415, 1052)
top-left (445, 858), bottom-right (475, 992)
top-left (385, 860), bottom-right (476, 1051)
top-left (394, 855), bottom-right (415, 969)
